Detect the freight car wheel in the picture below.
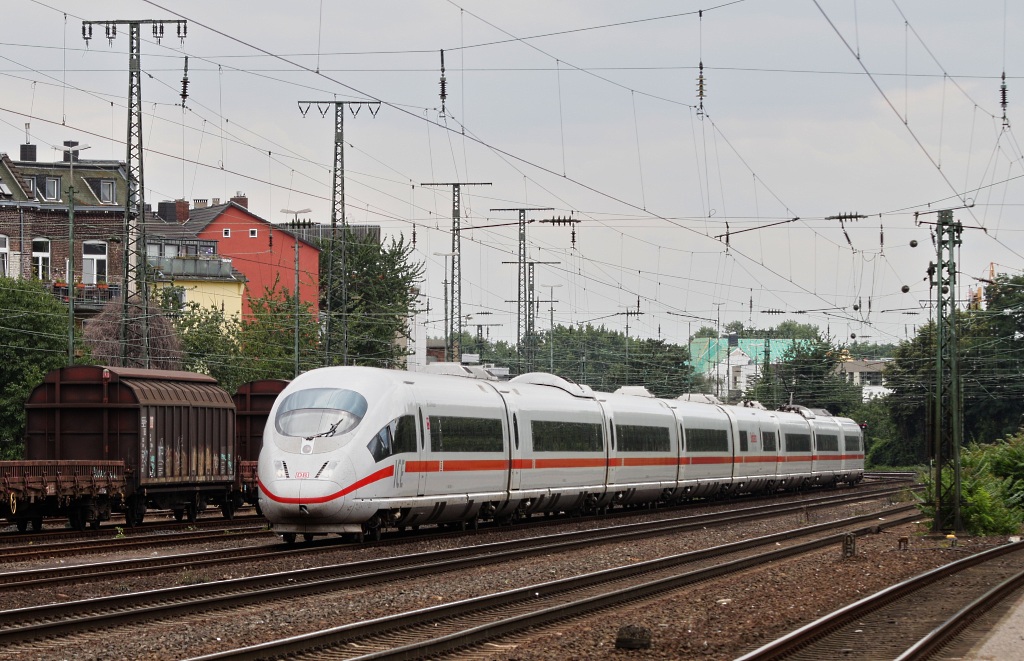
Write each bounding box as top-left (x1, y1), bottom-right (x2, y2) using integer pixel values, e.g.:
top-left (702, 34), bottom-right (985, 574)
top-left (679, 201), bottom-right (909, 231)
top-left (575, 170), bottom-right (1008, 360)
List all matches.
top-left (282, 533), bottom-right (296, 545)
top-left (90, 518), bottom-right (100, 530)
top-left (303, 534), bottom-right (315, 543)
top-left (15, 519), bottom-right (26, 533)
top-left (220, 501), bottom-right (235, 520)
top-left (186, 504), bottom-right (198, 523)
top-left (31, 518), bottom-right (43, 532)
top-left (173, 509), bottom-right (184, 522)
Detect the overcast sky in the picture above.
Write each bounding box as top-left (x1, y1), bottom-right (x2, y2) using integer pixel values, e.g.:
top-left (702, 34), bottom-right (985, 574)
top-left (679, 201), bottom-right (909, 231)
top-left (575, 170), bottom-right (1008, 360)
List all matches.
top-left (2, 1), bottom-right (1021, 349)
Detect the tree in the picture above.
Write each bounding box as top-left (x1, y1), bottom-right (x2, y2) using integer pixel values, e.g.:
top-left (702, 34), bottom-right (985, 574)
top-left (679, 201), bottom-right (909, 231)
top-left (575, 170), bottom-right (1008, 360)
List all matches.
top-left (746, 332), bottom-right (860, 414)
top-left (320, 231), bottom-right (423, 367)
top-left (82, 299), bottom-right (182, 370)
top-left (159, 288), bottom-right (246, 392)
top-left (0, 278), bottom-right (72, 458)
top-left (692, 326), bottom-right (718, 339)
top-left (237, 279), bottom-right (320, 381)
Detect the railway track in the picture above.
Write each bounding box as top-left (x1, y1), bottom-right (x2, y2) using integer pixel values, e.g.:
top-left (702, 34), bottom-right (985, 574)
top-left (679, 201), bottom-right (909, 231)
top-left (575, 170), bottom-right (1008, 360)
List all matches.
top-left (0, 511), bottom-right (264, 546)
top-left (0, 485), bottom-right (912, 589)
top-left (178, 507), bottom-right (921, 660)
top-left (734, 538), bottom-right (1024, 661)
top-left (0, 497), bottom-right (918, 655)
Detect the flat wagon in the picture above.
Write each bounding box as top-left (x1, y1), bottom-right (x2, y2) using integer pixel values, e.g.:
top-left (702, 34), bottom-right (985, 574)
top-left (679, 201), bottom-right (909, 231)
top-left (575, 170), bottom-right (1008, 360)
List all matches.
top-left (14, 365), bottom-right (236, 528)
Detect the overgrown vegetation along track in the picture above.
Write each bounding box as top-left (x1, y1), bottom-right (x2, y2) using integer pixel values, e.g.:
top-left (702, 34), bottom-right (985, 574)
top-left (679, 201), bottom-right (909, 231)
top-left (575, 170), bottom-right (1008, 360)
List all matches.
top-left (0, 485), bottom-right (912, 590)
top-left (0, 500), bottom-right (917, 651)
top-left (736, 539), bottom-right (1024, 660)
top-left (189, 508), bottom-right (919, 661)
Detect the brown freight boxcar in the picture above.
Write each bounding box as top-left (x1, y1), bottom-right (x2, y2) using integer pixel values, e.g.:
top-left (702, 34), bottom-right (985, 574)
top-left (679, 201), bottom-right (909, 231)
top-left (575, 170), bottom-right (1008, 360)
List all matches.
top-left (22, 365), bottom-right (236, 527)
top-left (232, 379), bottom-right (288, 512)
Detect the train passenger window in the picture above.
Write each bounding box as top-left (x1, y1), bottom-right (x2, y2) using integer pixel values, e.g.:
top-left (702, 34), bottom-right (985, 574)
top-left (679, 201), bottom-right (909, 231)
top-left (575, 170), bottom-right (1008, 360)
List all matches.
top-left (816, 434), bottom-right (839, 452)
top-left (432, 416), bottom-right (504, 452)
top-left (785, 433), bottom-right (812, 453)
top-left (419, 409), bottom-right (425, 449)
top-left (844, 434), bottom-right (861, 452)
top-left (513, 414), bottom-right (519, 450)
top-left (685, 428), bottom-right (728, 452)
top-left (531, 420), bottom-right (603, 452)
top-left (275, 388), bottom-right (368, 438)
top-left (739, 431), bottom-right (748, 452)
top-left (616, 425), bottom-right (671, 452)
top-left (761, 431), bottom-right (777, 451)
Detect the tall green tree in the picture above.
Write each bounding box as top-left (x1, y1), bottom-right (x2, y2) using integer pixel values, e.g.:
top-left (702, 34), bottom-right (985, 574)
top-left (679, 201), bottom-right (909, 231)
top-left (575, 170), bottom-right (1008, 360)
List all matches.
top-left (158, 288), bottom-right (246, 392)
top-left (237, 279), bottom-right (320, 381)
top-left (0, 278), bottom-right (72, 457)
top-left (746, 332), bottom-right (860, 414)
top-left (320, 231), bottom-right (423, 367)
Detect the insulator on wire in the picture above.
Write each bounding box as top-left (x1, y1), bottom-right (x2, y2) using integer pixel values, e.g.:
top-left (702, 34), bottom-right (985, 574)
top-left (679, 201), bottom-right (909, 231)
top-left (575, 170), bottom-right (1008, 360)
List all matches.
top-left (152, 23), bottom-right (164, 43)
top-left (177, 22), bottom-right (187, 41)
top-left (439, 50), bottom-right (448, 116)
top-left (82, 23), bottom-right (92, 44)
top-left (1001, 71), bottom-right (1009, 128)
top-left (180, 56), bottom-right (190, 104)
top-left (105, 23), bottom-right (116, 45)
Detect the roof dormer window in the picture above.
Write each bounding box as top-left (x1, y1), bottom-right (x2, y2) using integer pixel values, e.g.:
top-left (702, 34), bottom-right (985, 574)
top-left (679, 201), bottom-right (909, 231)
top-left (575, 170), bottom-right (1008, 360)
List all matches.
top-left (43, 177), bottom-right (60, 201)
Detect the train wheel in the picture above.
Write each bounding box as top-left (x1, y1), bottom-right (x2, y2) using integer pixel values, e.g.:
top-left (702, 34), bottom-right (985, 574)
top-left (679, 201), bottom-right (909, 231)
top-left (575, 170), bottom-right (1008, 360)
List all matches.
top-left (221, 501), bottom-right (235, 520)
top-left (15, 519), bottom-right (26, 533)
top-left (186, 504), bottom-right (198, 523)
top-left (282, 533), bottom-right (296, 545)
top-left (31, 517), bottom-right (43, 532)
top-left (303, 533), bottom-right (315, 543)
top-left (90, 518), bottom-right (100, 530)
top-left (173, 509), bottom-right (184, 522)
top-left (367, 526), bottom-right (381, 542)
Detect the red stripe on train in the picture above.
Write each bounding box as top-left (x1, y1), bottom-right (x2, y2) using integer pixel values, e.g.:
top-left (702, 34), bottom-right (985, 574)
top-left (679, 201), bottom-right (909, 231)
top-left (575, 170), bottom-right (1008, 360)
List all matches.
top-left (258, 465), bottom-right (394, 504)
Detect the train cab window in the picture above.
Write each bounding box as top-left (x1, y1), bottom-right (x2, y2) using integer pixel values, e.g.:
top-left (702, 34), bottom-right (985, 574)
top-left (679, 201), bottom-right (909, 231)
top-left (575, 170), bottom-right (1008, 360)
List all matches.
top-left (739, 430), bottom-right (748, 452)
top-left (275, 388), bottom-right (368, 439)
top-left (394, 416), bottom-right (417, 454)
top-left (367, 424), bottom-right (393, 463)
top-left (762, 431), bottom-right (777, 451)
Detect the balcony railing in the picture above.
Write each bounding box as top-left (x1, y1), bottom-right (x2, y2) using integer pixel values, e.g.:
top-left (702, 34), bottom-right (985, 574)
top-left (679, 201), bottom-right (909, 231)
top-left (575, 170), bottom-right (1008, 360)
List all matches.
top-left (48, 282), bottom-right (121, 307)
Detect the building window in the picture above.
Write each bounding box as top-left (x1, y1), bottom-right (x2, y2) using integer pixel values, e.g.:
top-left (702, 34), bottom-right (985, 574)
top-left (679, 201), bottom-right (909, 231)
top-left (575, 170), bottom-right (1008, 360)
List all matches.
top-left (44, 177), bottom-right (60, 201)
top-left (222, 228), bottom-right (231, 238)
top-left (99, 180), bottom-right (115, 204)
top-left (249, 228), bottom-right (258, 238)
top-left (32, 238), bottom-right (50, 280)
top-left (0, 235), bottom-right (7, 277)
top-left (83, 241), bottom-right (107, 284)
top-left (23, 178), bottom-right (35, 198)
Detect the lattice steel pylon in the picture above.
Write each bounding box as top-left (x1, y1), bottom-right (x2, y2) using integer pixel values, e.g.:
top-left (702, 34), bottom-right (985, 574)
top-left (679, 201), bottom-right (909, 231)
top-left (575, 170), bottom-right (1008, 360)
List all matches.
top-left (931, 209), bottom-right (964, 533)
top-left (83, 20), bottom-right (186, 367)
top-left (298, 100), bottom-right (379, 366)
top-left (423, 182), bottom-right (490, 362)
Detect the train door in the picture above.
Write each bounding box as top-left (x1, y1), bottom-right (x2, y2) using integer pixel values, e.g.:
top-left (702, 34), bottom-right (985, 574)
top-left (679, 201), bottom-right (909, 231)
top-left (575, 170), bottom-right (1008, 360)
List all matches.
top-left (600, 401), bottom-right (616, 487)
top-left (415, 406), bottom-right (428, 496)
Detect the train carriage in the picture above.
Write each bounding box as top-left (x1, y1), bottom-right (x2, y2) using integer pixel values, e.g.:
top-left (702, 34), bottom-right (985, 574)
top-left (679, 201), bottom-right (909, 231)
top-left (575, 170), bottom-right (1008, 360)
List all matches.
top-left (257, 366), bottom-right (866, 542)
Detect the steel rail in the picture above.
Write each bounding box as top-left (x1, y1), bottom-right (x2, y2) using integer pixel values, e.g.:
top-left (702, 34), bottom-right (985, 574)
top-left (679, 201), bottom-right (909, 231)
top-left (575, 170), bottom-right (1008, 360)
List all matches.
top-left (0, 485), bottom-right (911, 590)
top-left (0, 505), bottom-right (918, 646)
top-left (188, 510), bottom-right (922, 660)
top-left (735, 539), bottom-right (1024, 661)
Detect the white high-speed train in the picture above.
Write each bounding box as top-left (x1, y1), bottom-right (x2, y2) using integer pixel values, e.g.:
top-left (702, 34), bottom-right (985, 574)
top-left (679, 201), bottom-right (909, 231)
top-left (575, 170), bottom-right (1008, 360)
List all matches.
top-left (257, 366), bottom-right (864, 542)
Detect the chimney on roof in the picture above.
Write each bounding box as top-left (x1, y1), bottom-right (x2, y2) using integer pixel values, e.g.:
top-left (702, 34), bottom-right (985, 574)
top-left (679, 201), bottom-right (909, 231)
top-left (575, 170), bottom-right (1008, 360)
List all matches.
top-left (62, 140), bottom-right (80, 163)
top-left (230, 191), bottom-right (248, 209)
top-left (193, 198), bottom-right (208, 209)
top-left (175, 198), bottom-right (190, 223)
top-left (19, 122), bottom-right (36, 162)
top-left (212, 197), bottom-right (220, 206)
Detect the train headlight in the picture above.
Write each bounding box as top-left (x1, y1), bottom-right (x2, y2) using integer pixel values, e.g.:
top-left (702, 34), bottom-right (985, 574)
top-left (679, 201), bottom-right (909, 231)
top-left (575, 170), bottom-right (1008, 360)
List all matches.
top-left (318, 461), bottom-right (339, 480)
top-left (274, 460), bottom-right (285, 478)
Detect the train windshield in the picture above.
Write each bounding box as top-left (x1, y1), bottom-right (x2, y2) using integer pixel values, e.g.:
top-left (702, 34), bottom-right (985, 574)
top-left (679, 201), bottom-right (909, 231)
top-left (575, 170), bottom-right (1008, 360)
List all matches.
top-left (275, 388), bottom-right (369, 438)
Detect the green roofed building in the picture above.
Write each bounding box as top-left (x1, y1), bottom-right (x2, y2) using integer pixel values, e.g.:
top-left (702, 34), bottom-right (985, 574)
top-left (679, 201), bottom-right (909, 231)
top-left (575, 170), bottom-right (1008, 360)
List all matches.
top-left (688, 337), bottom-right (808, 399)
